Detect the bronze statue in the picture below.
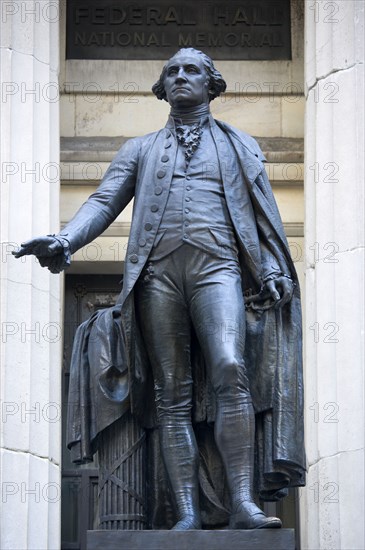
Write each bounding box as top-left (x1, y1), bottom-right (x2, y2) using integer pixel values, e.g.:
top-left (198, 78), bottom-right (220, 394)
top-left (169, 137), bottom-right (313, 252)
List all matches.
top-left (14, 48), bottom-right (305, 531)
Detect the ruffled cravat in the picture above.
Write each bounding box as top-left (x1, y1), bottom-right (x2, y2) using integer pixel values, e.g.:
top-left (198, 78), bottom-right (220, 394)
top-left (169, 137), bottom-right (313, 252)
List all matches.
top-left (170, 103), bottom-right (210, 164)
top-left (175, 123), bottom-right (203, 164)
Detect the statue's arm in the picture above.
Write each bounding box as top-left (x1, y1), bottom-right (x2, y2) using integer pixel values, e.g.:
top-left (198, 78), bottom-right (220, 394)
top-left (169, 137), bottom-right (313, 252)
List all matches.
top-left (59, 137), bottom-right (140, 253)
top-left (249, 168), bottom-right (295, 308)
top-left (13, 138), bottom-right (141, 272)
top-left (245, 242), bottom-right (294, 309)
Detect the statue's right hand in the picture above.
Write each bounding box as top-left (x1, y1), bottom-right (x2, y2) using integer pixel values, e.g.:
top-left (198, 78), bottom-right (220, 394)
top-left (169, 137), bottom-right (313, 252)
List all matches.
top-left (12, 236), bottom-right (63, 258)
top-left (12, 235), bottom-right (71, 273)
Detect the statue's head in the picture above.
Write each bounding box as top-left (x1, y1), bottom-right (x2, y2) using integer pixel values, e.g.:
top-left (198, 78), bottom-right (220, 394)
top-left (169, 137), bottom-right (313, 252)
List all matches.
top-left (152, 48), bottom-right (226, 108)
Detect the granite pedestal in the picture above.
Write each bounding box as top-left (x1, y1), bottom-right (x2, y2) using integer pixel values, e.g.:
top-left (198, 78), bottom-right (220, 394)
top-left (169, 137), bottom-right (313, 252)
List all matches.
top-left (87, 528), bottom-right (295, 550)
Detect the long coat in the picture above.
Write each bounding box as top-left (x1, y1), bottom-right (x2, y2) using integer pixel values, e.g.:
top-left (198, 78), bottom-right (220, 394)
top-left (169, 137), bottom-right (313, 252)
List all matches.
top-left (65, 115), bottom-right (306, 501)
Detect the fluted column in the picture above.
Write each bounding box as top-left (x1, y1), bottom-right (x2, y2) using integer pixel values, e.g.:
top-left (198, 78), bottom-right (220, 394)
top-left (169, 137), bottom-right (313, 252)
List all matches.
top-left (302, 2), bottom-right (364, 549)
top-left (0, 2), bottom-right (61, 549)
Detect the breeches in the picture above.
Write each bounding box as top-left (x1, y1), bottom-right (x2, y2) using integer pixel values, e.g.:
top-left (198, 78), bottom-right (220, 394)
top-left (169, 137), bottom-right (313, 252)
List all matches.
top-left (135, 244), bottom-right (251, 425)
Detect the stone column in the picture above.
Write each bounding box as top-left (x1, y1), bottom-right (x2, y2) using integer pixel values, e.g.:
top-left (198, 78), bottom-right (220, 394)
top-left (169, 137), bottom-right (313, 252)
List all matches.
top-left (302, 1), bottom-right (364, 549)
top-left (0, 2), bottom-right (61, 549)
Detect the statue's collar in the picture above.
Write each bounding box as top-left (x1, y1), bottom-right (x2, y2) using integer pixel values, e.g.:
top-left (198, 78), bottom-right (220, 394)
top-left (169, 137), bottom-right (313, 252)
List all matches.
top-left (165, 113), bottom-right (214, 131)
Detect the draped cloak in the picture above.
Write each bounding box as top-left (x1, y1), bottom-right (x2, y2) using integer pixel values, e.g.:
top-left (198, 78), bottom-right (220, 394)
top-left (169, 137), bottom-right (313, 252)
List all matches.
top-left (66, 116), bottom-right (306, 509)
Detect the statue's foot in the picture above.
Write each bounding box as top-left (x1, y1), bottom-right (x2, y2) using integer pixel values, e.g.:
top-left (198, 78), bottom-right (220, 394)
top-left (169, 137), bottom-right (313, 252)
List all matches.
top-left (230, 501), bottom-right (282, 530)
top-left (171, 515), bottom-right (201, 530)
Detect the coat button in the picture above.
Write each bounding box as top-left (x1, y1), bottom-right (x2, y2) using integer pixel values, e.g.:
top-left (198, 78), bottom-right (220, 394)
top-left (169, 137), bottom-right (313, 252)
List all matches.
top-left (166, 131), bottom-right (171, 138)
top-left (157, 170), bottom-right (166, 179)
top-left (130, 254), bottom-right (138, 263)
top-left (161, 155), bottom-right (169, 162)
top-left (155, 186), bottom-right (163, 195)
top-left (145, 223), bottom-right (152, 231)
top-left (151, 204), bottom-right (158, 212)
top-left (139, 238), bottom-right (146, 247)
top-left (164, 142), bottom-right (171, 149)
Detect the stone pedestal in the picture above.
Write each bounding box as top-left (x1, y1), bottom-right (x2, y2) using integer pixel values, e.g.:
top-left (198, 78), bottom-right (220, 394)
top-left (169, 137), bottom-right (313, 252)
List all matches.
top-left (87, 529), bottom-right (295, 550)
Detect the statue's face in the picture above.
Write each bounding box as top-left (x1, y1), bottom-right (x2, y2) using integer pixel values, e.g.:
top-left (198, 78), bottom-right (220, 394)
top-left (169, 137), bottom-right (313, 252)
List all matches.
top-left (163, 53), bottom-right (210, 108)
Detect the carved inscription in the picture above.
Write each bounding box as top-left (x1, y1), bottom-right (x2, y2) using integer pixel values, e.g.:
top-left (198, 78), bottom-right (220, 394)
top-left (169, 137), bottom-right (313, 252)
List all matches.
top-left (66, 0), bottom-right (291, 60)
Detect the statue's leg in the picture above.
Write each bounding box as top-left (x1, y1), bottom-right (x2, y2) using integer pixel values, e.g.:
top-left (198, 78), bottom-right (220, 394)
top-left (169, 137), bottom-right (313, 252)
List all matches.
top-left (158, 423), bottom-right (200, 530)
top-left (135, 259), bottom-right (201, 530)
top-left (190, 256), bottom-right (281, 529)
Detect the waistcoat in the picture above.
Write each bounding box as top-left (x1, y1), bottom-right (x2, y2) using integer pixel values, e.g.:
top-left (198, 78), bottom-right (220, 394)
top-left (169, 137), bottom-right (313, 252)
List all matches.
top-left (149, 122), bottom-right (239, 261)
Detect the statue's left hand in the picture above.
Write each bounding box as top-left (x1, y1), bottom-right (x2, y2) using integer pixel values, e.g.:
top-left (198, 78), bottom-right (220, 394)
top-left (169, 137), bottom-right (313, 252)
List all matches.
top-left (264, 275), bottom-right (294, 309)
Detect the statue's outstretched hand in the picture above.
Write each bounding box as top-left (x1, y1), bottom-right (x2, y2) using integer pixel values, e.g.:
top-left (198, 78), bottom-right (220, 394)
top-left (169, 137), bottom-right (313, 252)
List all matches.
top-left (12, 235), bottom-right (71, 274)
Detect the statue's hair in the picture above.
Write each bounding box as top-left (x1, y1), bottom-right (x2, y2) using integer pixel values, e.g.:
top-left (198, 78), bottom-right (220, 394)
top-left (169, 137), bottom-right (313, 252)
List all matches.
top-left (152, 48), bottom-right (226, 102)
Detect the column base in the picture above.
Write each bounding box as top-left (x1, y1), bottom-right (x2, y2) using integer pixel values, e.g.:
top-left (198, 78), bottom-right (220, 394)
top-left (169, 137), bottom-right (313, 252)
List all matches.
top-left (87, 528), bottom-right (295, 549)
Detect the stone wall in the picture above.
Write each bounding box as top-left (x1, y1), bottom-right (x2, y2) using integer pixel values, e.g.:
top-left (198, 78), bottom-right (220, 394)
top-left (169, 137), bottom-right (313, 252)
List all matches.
top-left (0, 2), bottom-right (62, 548)
top-left (302, 1), bottom-right (365, 548)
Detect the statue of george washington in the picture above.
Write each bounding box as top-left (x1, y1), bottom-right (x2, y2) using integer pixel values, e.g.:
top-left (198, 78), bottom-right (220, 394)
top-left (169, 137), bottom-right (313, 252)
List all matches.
top-left (14, 48), bottom-right (306, 531)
